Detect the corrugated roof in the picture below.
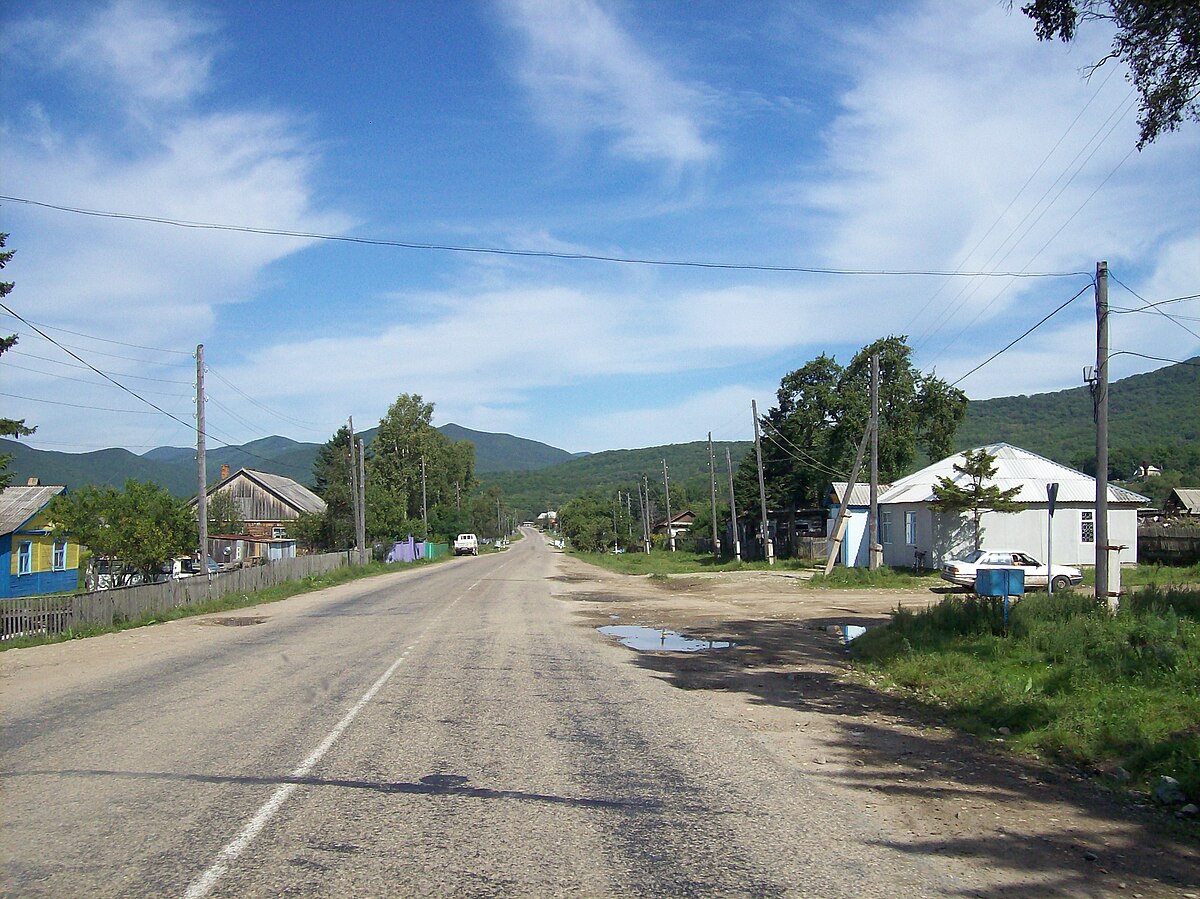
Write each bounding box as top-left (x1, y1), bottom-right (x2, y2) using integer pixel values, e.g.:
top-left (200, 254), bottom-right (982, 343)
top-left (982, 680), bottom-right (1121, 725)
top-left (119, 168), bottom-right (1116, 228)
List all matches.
top-left (0, 485), bottom-right (66, 535)
top-left (879, 443), bottom-right (1149, 506)
top-left (1170, 488), bottom-right (1200, 512)
top-left (830, 482), bottom-right (889, 507)
top-left (239, 469), bottom-right (327, 516)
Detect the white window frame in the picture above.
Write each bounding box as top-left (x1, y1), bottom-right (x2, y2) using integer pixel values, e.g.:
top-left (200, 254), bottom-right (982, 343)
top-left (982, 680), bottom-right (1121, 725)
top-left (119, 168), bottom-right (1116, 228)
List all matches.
top-left (1081, 510), bottom-right (1095, 544)
top-left (18, 541), bottom-right (33, 576)
top-left (272, 526), bottom-right (287, 539)
top-left (880, 510), bottom-right (893, 545)
top-left (904, 511), bottom-right (917, 546)
top-left (52, 540), bottom-right (67, 571)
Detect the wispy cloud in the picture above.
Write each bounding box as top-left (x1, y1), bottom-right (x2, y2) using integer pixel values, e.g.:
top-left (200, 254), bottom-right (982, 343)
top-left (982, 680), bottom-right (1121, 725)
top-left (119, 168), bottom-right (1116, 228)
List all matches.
top-left (499, 0), bottom-right (714, 167)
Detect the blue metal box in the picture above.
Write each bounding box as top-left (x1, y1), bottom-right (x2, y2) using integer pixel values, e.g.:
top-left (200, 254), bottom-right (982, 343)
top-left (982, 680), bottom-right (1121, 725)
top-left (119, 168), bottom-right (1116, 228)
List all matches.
top-left (976, 566), bottom-right (1025, 597)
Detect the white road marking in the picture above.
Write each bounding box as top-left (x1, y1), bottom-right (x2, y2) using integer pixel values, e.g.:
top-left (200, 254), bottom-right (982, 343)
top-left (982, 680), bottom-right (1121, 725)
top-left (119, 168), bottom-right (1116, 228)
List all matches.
top-left (181, 555), bottom-right (517, 899)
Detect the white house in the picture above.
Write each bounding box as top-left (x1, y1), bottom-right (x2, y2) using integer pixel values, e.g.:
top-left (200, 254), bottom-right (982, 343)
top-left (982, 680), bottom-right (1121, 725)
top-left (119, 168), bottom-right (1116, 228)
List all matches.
top-left (849, 443), bottom-right (1147, 568)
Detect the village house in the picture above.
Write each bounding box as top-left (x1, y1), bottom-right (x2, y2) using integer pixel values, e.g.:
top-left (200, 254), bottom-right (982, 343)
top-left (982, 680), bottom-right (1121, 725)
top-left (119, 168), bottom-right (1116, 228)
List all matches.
top-left (0, 479), bottom-right (80, 598)
top-left (830, 443), bottom-right (1148, 569)
top-left (193, 466), bottom-right (326, 563)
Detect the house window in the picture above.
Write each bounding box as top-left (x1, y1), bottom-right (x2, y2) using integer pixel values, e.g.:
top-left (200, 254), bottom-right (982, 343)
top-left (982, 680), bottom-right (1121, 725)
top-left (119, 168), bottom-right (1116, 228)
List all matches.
top-left (18, 541), bottom-right (33, 576)
top-left (880, 510), bottom-right (893, 544)
top-left (272, 526), bottom-right (287, 539)
top-left (1081, 510), bottom-right (1094, 543)
top-left (905, 511), bottom-right (917, 546)
top-left (52, 540), bottom-right (67, 571)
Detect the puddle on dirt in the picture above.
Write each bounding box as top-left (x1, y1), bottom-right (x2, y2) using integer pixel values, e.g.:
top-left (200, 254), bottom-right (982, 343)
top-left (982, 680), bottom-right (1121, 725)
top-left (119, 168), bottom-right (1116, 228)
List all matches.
top-left (198, 616), bottom-right (267, 627)
top-left (598, 625), bottom-right (734, 652)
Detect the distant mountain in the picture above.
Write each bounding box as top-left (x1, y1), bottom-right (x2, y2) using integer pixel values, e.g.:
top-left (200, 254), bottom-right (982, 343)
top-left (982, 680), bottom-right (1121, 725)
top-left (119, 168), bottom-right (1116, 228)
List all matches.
top-left (3, 422), bottom-right (579, 496)
top-left (956, 357), bottom-right (1200, 472)
top-left (480, 440), bottom-right (753, 517)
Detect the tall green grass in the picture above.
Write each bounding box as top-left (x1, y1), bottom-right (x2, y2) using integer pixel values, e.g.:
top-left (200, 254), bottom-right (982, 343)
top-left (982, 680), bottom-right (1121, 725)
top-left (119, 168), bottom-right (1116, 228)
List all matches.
top-left (853, 587), bottom-right (1200, 799)
top-left (568, 550), bottom-right (816, 576)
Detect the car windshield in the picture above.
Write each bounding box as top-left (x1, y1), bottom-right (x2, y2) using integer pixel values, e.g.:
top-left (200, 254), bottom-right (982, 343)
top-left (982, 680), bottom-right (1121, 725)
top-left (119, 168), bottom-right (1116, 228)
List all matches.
top-left (961, 550), bottom-right (986, 563)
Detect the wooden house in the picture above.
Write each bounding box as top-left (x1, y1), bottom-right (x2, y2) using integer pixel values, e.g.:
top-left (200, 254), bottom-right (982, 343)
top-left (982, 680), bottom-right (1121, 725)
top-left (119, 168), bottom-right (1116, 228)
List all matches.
top-left (196, 468), bottom-right (326, 542)
top-left (0, 481), bottom-right (80, 598)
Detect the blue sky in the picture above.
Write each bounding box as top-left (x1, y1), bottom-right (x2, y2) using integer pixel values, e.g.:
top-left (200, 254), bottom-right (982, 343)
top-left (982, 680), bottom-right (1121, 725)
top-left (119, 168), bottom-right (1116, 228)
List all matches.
top-left (2, 0), bottom-right (1197, 457)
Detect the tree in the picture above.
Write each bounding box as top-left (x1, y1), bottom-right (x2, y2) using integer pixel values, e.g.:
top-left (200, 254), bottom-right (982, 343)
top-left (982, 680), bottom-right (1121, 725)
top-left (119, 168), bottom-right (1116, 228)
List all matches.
top-left (311, 425), bottom-right (357, 549)
top-left (1, 234), bottom-right (36, 488)
top-left (206, 491), bottom-right (246, 535)
top-left (1020, 0), bottom-right (1200, 147)
top-left (50, 480), bottom-right (196, 583)
top-left (929, 448), bottom-right (1023, 551)
top-left (759, 337), bottom-right (968, 510)
top-left (559, 491), bottom-right (617, 552)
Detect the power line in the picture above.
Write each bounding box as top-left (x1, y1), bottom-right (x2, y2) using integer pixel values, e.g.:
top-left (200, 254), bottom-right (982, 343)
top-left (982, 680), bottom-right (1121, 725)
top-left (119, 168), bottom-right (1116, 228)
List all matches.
top-left (6, 349), bottom-right (193, 384)
top-left (2, 360), bottom-right (193, 398)
top-left (0, 391), bottom-right (186, 415)
top-left (949, 282), bottom-right (1093, 388)
top-left (1110, 292), bottom-right (1200, 312)
top-left (1109, 274), bottom-right (1200, 341)
top-left (1109, 351), bottom-right (1200, 368)
top-left (206, 365), bottom-right (327, 430)
top-left (0, 194), bottom-right (1090, 279)
top-left (0, 311), bottom-right (192, 355)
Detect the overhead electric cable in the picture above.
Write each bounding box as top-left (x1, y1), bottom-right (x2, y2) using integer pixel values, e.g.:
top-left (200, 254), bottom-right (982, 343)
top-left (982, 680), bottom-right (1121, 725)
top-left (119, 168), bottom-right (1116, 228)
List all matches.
top-left (0, 311), bottom-right (192, 355)
top-left (6, 350), bottom-right (193, 384)
top-left (0, 391), bottom-right (186, 415)
top-left (2, 360), bottom-right (193, 397)
top-left (206, 365), bottom-right (327, 429)
top-left (949, 282), bottom-right (1092, 387)
top-left (0, 195), bottom-right (1089, 278)
top-left (1109, 351), bottom-right (1200, 368)
top-left (1110, 292), bottom-right (1200, 312)
top-left (1110, 273), bottom-right (1200, 341)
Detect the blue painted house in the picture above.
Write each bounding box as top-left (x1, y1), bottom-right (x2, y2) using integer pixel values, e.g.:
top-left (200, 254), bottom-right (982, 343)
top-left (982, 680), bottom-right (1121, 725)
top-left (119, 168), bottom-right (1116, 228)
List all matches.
top-left (0, 482), bottom-right (79, 598)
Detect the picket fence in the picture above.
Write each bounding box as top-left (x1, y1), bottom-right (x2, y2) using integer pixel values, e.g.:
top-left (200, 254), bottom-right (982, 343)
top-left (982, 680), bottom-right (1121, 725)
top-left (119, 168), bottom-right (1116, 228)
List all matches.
top-left (1, 552), bottom-right (349, 641)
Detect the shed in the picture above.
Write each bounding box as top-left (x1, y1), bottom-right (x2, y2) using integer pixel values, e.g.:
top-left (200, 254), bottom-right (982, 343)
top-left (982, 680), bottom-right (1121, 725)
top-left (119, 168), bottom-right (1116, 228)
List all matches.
top-left (1164, 488), bottom-right (1200, 517)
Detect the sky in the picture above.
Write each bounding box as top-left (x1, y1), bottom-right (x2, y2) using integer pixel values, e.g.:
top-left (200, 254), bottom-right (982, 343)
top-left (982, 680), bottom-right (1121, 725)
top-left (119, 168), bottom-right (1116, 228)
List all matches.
top-left (1, 0), bottom-right (1197, 457)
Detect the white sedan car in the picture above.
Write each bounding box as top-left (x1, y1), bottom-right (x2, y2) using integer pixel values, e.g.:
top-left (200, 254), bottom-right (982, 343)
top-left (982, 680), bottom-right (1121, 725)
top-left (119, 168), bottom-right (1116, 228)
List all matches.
top-left (941, 549), bottom-right (1083, 592)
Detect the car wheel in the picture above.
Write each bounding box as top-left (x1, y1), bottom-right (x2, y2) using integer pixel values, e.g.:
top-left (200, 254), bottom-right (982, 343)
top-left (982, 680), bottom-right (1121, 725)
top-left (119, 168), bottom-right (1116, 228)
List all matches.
top-left (1051, 575), bottom-right (1071, 592)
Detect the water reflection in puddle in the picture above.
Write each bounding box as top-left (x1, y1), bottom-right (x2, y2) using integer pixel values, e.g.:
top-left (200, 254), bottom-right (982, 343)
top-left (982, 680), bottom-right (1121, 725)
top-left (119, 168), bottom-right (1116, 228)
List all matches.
top-left (598, 625), bottom-right (734, 652)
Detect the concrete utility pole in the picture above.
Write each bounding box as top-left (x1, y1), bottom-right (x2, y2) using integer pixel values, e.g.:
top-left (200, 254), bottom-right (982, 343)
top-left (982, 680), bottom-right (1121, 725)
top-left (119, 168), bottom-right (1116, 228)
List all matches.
top-left (357, 438), bottom-right (367, 564)
top-left (1047, 482), bottom-right (1059, 595)
top-left (1094, 260), bottom-right (1114, 610)
top-left (869, 351), bottom-right (881, 570)
top-left (348, 417), bottom-right (361, 562)
top-left (708, 432), bottom-right (720, 558)
top-left (726, 447), bottom-right (741, 561)
top-left (662, 459), bottom-right (675, 552)
top-left (641, 475), bottom-right (651, 553)
top-left (752, 400), bottom-right (773, 565)
top-left (196, 344), bottom-right (208, 572)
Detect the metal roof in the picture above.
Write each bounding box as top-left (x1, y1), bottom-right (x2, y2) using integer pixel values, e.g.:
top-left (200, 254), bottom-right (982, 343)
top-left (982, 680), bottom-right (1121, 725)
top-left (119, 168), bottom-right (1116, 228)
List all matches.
top-left (0, 485), bottom-right (67, 535)
top-left (238, 469), bottom-right (327, 516)
top-left (830, 482), bottom-right (890, 507)
top-left (1169, 488), bottom-right (1200, 513)
top-left (879, 443), bottom-right (1149, 506)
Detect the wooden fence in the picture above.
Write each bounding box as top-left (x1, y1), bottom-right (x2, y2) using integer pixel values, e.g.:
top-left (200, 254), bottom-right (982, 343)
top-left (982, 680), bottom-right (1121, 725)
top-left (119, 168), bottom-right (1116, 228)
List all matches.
top-left (1138, 525), bottom-right (1200, 565)
top-left (1, 552), bottom-right (349, 641)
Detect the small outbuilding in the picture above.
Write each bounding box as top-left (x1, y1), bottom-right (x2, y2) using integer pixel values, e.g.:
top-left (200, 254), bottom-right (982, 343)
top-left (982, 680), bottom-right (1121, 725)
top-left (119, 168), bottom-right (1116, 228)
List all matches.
top-left (1164, 488), bottom-right (1200, 517)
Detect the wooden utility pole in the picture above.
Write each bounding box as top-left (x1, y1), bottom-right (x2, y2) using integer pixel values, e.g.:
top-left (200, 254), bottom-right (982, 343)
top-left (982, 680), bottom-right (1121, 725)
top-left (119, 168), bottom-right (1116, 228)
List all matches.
top-left (824, 418), bottom-right (873, 576)
top-left (357, 438), bottom-right (367, 564)
top-left (420, 455), bottom-right (429, 537)
top-left (348, 417), bottom-right (360, 562)
top-left (752, 400), bottom-right (774, 565)
top-left (869, 351), bottom-right (881, 570)
top-left (708, 432), bottom-right (720, 558)
top-left (196, 344), bottom-right (208, 572)
top-left (1095, 260), bottom-right (1114, 610)
top-left (641, 475), bottom-right (651, 553)
top-left (726, 447), bottom-right (741, 560)
top-left (662, 459), bottom-right (675, 551)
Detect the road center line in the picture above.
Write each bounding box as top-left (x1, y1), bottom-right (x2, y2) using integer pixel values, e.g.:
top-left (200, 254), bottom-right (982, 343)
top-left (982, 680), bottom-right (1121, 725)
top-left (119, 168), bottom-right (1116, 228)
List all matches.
top-left (180, 557), bottom-right (512, 899)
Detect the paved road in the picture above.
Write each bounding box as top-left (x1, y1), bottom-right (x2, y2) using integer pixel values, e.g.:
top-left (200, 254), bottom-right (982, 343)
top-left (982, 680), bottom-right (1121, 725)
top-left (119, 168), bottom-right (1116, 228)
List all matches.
top-left (2, 531), bottom-right (964, 897)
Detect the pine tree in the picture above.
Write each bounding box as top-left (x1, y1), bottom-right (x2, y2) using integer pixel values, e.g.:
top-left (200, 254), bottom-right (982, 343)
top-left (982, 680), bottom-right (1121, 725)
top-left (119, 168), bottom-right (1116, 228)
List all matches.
top-left (930, 448), bottom-right (1022, 551)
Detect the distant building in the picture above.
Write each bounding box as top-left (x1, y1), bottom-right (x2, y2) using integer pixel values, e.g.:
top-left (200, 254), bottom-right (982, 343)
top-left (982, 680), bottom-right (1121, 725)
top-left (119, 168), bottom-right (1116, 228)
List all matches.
top-left (654, 511), bottom-right (695, 538)
top-left (1164, 488), bottom-right (1200, 517)
top-left (0, 480), bottom-right (79, 598)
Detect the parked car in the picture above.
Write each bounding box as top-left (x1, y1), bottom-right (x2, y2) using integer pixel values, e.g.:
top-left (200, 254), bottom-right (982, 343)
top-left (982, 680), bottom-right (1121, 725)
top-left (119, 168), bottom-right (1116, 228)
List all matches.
top-left (453, 533), bottom-right (479, 556)
top-left (941, 549), bottom-right (1082, 591)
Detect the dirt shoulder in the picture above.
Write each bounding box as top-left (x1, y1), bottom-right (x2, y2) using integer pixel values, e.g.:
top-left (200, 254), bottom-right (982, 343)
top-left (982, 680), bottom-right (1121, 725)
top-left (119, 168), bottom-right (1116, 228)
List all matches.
top-left (550, 551), bottom-right (1200, 899)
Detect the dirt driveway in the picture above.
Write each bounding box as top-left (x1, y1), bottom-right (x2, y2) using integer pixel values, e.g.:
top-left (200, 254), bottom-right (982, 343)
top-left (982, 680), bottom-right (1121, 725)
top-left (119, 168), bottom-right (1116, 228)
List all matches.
top-left (550, 552), bottom-right (1200, 899)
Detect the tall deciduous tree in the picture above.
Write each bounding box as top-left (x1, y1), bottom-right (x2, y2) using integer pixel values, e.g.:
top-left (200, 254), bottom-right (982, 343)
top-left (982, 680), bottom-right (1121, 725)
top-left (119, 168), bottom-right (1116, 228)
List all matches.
top-left (311, 425), bottom-right (356, 549)
top-left (929, 448), bottom-right (1023, 551)
top-left (1020, 0), bottom-right (1200, 147)
top-left (206, 491), bottom-right (246, 535)
top-left (50, 480), bottom-right (195, 581)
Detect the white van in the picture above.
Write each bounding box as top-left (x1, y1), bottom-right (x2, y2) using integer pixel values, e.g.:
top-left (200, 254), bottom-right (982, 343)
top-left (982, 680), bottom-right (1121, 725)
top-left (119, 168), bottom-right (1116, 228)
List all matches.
top-left (454, 534), bottom-right (479, 556)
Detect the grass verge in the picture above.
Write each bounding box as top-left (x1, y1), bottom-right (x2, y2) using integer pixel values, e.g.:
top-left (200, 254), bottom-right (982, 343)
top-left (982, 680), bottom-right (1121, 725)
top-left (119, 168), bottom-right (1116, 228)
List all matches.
top-left (807, 565), bottom-right (943, 590)
top-left (851, 586), bottom-right (1200, 802)
top-left (567, 549), bottom-right (816, 576)
top-left (1081, 561), bottom-right (1200, 589)
top-left (1, 558), bottom-right (442, 651)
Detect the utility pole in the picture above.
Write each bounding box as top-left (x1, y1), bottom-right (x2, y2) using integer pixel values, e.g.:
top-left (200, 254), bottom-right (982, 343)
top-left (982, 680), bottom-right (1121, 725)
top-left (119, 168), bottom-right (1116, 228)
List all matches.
top-left (641, 475), bottom-right (651, 553)
top-left (455, 481), bottom-right (461, 511)
top-left (662, 459), bottom-right (675, 551)
top-left (869, 351), bottom-right (881, 570)
top-left (497, 496), bottom-right (503, 541)
top-left (1094, 260), bottom-right (1113, 610)
top-left (420, 455), bottom-right (429, 537)
top-left (752, 400), bottom-right (773, 565)
top-left (196, 344), bottom-right (208, 572)
top-left (357, 438), bottom-right (367, 564)
top-left (726, 447), bottom-right (741, 561)
top-left (348, 417), bottom-right (360, 562)
top-left (708, 432), bottom-right (720, 558)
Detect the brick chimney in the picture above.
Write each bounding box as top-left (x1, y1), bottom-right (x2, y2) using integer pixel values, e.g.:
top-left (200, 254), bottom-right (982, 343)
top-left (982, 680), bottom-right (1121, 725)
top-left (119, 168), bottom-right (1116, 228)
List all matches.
top-left (221, 463), bottom-right (230, 479)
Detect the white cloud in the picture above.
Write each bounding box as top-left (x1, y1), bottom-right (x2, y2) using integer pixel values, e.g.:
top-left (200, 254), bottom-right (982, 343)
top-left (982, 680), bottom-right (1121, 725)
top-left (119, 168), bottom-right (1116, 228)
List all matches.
top-left (499, 0), bottom-right (714, 167)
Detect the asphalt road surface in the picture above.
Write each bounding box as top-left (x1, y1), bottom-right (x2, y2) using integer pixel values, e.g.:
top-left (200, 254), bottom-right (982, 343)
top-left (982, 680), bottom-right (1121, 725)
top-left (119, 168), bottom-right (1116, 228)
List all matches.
top-left (3, 531), bottom-right (969, 897)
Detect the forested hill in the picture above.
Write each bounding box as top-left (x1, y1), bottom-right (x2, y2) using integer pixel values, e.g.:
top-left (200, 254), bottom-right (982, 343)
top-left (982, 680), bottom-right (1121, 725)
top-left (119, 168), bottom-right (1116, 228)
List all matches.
top-left (480, 440), bottom-right (754, 518)
top-left (955, 357), bottom-right (1200, 480)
